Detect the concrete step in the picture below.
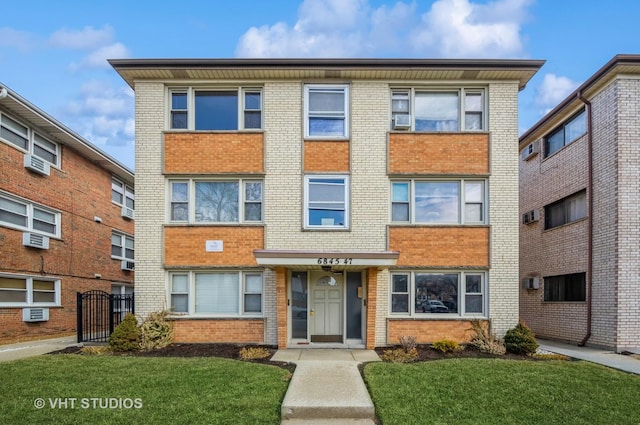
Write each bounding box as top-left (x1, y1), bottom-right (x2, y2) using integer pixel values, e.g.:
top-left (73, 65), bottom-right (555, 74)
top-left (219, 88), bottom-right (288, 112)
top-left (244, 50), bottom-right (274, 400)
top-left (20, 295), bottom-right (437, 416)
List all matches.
top-left (281, 361), bottom-right (376, 421)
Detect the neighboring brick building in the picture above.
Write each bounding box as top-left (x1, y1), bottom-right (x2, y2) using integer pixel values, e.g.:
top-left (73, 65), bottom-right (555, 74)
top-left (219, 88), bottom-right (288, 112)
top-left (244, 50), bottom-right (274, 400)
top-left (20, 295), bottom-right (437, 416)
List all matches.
top-left (519, 55), bottom-right (640, 352)
top-left (111, 58), bottom-right (542, 349)
top-left (0, 84), bottom-right (135, 344)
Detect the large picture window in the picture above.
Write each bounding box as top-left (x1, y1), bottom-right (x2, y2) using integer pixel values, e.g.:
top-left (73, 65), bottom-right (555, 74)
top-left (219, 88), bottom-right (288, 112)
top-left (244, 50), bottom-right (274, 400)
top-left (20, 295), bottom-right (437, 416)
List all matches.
top-left (544, 190), bottom-right (586, 230)
top-left (391, 179), bottom-right (486, 224)
top-left (390, 271), bottom-right (486, 317)
top-left (0, 112), bottom-right (60, 166)
top-left (0, 192), bottom-right (60, 237)
top-left (305, 85), bottom-right (349, 138)
top-left (169, 88), bottom-right (262, 131)
top-left (544, 110), bottom-right (586, 157)
top-left (544, 273), bottom-right (586, 302)
top-left (169, 179), bottom-right (263, 224)
top-left (0, 275), bottom-right (60, 306)
top-left (169, 271), bottom-right (263, 316)
top-left (304, 176), bottom-right (349, 229)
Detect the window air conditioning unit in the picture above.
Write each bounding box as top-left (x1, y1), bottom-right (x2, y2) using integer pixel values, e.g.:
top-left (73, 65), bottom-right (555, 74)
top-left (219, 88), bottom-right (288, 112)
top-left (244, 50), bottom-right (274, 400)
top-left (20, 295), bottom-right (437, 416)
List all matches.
top-left (522, 209), bottom-right (540, 225)
top-left (24, 154), bottom-right (50, 176)
top-left (121, 260), bottom-right (135, 271)
top-left (521, 140), bottom-right (540, 161)
top-left (392, 114), bottom-right (411, 130)
top-left (521, 277), bottom-right (540, 290)
top-left (23, 308), bottom-right (49, 322)
top-left (121, 206), bottom-right (135, 220)
top-left (22, 232), bottom-right (50, 249)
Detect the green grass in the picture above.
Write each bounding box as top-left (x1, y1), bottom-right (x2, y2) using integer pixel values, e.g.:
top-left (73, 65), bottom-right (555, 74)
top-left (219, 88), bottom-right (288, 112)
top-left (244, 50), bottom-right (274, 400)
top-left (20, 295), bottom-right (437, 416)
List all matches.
top-left (0, 355), bottom-right (291, 425)
top-left (364, 358), bottom-right (640, 425)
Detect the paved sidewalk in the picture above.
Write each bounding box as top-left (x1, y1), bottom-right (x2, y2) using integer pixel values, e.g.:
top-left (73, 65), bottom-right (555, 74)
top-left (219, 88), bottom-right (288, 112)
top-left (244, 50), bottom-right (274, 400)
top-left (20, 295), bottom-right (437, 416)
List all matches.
top-left (0, 336), bottom-right (78, 363)
top-left (538, 339), bottom-right (640, 375)
top-left (272, 349), bottom-right (380, 424)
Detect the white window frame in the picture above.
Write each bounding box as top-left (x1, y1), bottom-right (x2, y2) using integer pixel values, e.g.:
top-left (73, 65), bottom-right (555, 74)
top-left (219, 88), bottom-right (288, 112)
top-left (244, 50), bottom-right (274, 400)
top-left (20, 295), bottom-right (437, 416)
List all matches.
top-left (304, 175), bottom-right (350, 229)
top-left (304, 84), bottom-right (350, 138)
top-left (167, 178), bottom-right (263, 224)
top-left (390, 88), bottom-right (486, 132)
top-left (0, 273), bottom-right (61, 307)
top-left (389, 271), bottom-right (487, 317)
top-left (0, 191), bottom-right (61, 237)
top-left (167, 87), bottom-right (263, 131)
top-left (168, 271), bottom-right (263, 317)
top-left (111, 231), bottom-right (134, 261)
top-left (111, 177), bottom-right (135, 210)
top-left (0, 112), bottom-right (60, 167)
top-left (390, 179), bottom-right (487, 225)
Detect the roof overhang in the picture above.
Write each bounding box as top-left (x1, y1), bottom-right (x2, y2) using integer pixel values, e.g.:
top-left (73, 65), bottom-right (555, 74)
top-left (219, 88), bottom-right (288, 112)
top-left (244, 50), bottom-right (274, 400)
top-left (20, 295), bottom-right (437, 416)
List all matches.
top-left (254, 249), bottom-right (399, 270)
top-left (109, 58), bottom-right (544, 92)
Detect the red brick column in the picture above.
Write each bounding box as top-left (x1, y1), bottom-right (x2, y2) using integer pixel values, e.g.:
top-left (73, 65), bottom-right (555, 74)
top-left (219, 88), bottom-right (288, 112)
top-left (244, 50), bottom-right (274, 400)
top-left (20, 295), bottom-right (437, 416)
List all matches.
top-left (366, 268), bottom-right (378, 349)
top-left (275, 267), bottom-right (288, 348)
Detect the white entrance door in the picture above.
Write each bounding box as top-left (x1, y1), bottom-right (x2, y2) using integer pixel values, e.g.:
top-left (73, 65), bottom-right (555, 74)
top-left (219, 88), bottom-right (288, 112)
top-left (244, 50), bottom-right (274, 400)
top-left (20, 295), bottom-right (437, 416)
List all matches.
top-left (310, 272), bottom-right (343, 343)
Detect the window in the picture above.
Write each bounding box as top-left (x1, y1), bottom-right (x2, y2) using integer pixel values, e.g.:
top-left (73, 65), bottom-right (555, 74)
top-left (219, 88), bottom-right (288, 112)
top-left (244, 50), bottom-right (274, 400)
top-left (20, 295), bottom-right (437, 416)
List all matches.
top-left (169, 88), bottom-right (262, 131)
top-left (111, 232), bottom-right (134, 261)
top-left (390, 271), bottom-right (486, 316)
top-left (0, 112), bottom-right (60, 166)
top-left (391, 179), bottom-right (486, 224)
top-left (545, 190), bottom-right (586, 229)
top-left (169, 179), bottom-right (263, 224)
top-left (305, 85), bottom-right (349, 138)
top-left (391, 88), bottom-right (485, 131)
top-left (111, 178), bottom-right (135, 210)
top-left (544, 110), bottom-right (586, 157)
top-left (0, 275), bottom-right (60, 306)
top-left (544, 273), bottom-right (586, 302)
top-left (169, 271), bottom-right (263, 316)
top-left (0, 192), bottom-right (60, 237)
top-left (304, 176), bottom-right (349, 229)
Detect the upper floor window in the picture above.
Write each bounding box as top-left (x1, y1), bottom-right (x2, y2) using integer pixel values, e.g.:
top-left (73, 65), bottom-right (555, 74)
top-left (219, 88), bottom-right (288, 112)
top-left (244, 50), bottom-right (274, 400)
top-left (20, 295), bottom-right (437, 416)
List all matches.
top-left (544, 109), bottom-right (586, 158)
top-left (544, 190), bottom-right (586, 230)
top-left (169, 178), bottom-right (263, 224)
top-left (391, 88), bottom-right (485, 132)
top-left (112, 178), bottom-right (135, 210)
top-left (111, 231), bottom-right (134, 261)
top-left (0, 274), bottom-right (60, 307)
top-left (391, 179), bottom-right (486, 224)
top-left (304, 85), bottom-right (349, 138)
top-left (304, 175), bottom-right (349, 229)
top-left (544, 273), bottom-right (586, 302)
top-left (169, 88), bottom-right (262, 131)
top-left (0, 192), bottom-right (60, 237)
top-left (0, 113), bottom-right (60, 166)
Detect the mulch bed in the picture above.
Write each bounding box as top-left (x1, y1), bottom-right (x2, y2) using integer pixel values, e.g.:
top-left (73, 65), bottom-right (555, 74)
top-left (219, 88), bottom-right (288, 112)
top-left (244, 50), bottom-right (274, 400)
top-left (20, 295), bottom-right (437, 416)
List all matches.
top-left (375, 344), bottom-right (537, 362)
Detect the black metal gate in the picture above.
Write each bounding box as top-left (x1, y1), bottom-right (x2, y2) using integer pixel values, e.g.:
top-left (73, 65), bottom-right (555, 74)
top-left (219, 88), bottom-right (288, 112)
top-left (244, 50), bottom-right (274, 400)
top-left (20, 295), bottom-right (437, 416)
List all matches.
top-left (77, 290), bottom-right (135, 343)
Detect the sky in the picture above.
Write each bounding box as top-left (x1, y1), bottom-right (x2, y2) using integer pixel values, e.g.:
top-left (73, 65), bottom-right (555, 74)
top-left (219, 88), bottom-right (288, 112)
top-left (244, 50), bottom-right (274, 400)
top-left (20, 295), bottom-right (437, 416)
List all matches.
top-left (1, 0), bottom-right (638, 171)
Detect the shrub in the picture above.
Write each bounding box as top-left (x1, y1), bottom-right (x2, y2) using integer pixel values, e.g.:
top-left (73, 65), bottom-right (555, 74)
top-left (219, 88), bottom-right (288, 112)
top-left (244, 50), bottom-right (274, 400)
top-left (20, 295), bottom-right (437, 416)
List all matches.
top-left (239, 346), bottom-right (271, 361)
top-left (398, 335), bottom-right (417, 353)
top-left (381, 347), bottom-right (418, 363)
top-left (108, 313), bottom-right (140, 352)
top-left (139, 311), bottom-right (174, 351)
top-left (468, 320), bottom-right (506, 355)
top-left (504, 321), bottom-right (539, 355)
top-left (432, 338), bottom-right (460, 353)
top-left (80, 345), bottom-right (112, 356)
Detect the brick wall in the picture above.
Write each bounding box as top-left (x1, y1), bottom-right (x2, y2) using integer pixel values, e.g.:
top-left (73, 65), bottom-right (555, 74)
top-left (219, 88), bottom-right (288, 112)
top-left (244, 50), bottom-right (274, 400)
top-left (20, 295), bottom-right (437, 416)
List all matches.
top-left (304, 140), bottom-right (350, 172)
top-left (172, 318), bottom-right (264, 343)
top-left (387, 319), bottom-right (487, 344)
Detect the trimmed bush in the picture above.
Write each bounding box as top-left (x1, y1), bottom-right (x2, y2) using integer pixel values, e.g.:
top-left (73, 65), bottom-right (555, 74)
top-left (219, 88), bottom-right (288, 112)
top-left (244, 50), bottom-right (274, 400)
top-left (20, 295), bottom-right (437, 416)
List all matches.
top-left (139, 311), bottom-right (174, 351)
top-left (239, 346), bottom-right (271, 361)
top-left (468, 320), bottom-right (506, 355)
top-left (398, 335), bottom-right (417, 352)
top-left (504, 321), bottom-right (539, 355)
top-left (108, 313), bottom-right (140, 352)
top-left (432, 338), bottom-right (460, 353)
top-left (381, 347), bottom-right (418, 363)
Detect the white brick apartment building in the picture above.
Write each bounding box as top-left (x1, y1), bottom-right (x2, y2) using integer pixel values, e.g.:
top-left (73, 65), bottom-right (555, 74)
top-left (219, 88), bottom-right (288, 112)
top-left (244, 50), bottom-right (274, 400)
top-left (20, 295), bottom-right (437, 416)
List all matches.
top-left (519, 54), bottom-right (640, 352)
top-left (111, 58), bottom-right (542, 349)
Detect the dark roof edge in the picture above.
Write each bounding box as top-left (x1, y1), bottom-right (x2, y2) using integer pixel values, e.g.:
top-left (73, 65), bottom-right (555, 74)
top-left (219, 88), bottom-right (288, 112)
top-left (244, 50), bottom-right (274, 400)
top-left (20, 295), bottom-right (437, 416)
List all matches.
top-left (520, 54), bottom-right (640, 142)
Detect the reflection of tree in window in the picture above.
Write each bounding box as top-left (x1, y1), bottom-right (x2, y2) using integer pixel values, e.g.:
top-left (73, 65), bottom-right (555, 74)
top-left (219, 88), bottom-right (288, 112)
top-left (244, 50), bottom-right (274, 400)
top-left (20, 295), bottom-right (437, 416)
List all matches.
top-left (244, 182), bottom-right (262, 221)
top-left (195, 182), bottom-right (238, 222)
top-left (416, 273), bottom-right (458, 313)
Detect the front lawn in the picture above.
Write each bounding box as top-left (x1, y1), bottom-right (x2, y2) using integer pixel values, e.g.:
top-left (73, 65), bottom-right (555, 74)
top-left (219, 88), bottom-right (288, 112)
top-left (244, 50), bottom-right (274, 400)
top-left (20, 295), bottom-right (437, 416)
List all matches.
top-left (0, 355), bottom-right (290, 425)
top-left (364, 358), bottom-right (640, 425)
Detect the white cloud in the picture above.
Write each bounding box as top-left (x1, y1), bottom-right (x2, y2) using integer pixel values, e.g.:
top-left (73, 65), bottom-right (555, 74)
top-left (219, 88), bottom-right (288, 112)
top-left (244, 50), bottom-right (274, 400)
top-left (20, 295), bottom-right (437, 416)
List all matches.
top-left (49, 25), bottom-right (115, 50)
top-left (535, 73), bottom-right (580, 111)
top-left (235, 0), bottom-right (531, 58)
top-left (81, 42), bottom-right (131, 68)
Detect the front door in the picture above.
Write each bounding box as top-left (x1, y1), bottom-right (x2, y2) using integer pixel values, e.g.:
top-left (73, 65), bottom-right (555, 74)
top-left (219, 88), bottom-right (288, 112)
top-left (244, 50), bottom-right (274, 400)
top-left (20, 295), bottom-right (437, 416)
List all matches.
top-left (310, 271), bottom-right (343, 343)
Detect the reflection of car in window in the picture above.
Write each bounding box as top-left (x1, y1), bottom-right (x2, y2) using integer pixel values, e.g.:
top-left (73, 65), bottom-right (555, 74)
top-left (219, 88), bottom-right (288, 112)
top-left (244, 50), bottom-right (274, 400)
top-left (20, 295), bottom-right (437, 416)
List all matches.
top-left (421, 300), bottom-right (449, 313)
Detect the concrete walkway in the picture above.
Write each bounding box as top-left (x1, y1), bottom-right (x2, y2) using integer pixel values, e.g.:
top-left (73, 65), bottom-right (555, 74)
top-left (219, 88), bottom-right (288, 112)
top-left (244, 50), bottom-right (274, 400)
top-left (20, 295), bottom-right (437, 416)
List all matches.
top-left (0, 335), bottom-right (77, 363)
top-left (272, 349), bottom-right (380, 424)
top-left (538, 339), bottom-right (640, 375)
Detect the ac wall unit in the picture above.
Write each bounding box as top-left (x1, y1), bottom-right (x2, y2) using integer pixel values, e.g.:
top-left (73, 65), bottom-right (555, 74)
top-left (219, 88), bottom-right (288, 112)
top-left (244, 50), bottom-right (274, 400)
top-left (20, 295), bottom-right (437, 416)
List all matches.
top-left (521, 277), bottom-right (540, 290)
top-left (24, 154), bottom-right (50, 176)
top-left (392, 114), bottom-right (411, 130)
top-left (522, 209), bottom-right (540, 225)
top-left (521, 140), bottom-right (540, 161)
top-left (121, 260), bottom-right (135, 271)
top-left (22, 232), bottom-right (50, 249)
top-left (121, 206), bottom-right (135, 220)
top-left (23, 307), bottom-right (49, 322)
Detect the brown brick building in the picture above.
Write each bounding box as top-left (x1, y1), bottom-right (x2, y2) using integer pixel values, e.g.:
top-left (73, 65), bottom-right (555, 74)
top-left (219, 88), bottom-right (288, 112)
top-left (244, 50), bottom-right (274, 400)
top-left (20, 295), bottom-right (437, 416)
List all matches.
top-left (0, 83), bottom-right (135, 344)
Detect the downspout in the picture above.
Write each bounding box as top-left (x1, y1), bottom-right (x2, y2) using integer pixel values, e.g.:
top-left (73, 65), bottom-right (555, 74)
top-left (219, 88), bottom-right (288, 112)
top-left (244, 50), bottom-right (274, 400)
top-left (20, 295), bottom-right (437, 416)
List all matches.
top-left (577, 91), bottom-right (593, 347)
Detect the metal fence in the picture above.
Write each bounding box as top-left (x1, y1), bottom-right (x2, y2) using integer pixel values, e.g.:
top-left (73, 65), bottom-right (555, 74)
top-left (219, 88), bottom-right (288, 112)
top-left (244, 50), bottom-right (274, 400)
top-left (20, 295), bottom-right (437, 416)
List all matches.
top-left (77, 290), bottom-right (134, 343)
